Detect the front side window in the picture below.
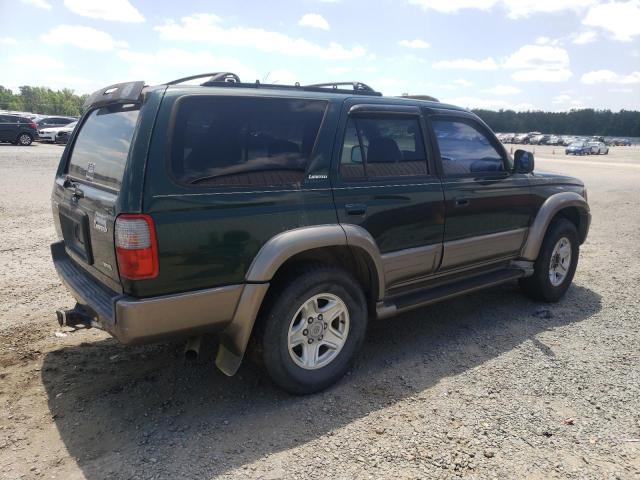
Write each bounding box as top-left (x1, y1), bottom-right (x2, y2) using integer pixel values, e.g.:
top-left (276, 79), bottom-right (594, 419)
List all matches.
top-left (171, 96), bottom-right (327, 187)
top-left (432, 119), bottom-right (505, 175)
top-left (339, 116), bottom-right (428, 180)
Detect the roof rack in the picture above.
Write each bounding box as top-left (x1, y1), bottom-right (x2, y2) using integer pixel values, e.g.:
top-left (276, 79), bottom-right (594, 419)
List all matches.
top-left (163, 72), bottom-right (382, 96)
top-left (166, 72), bottom-right (241, 86)
top-left (304, 81), bottom-right (380, 95)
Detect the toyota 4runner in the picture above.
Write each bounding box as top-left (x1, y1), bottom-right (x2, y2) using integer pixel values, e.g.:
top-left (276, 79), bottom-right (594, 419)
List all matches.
top-left (51, 73), bottom-right (590, 394)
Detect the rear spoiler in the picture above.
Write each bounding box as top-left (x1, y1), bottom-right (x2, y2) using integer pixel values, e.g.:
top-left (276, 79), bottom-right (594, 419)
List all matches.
top-left (83, 81), bottom-right (146, 110)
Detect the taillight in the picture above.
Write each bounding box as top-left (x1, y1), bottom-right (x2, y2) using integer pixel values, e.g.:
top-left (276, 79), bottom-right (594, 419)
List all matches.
top-left (29, 121), bottom-right (37, 129)
top-left (115, 214), bottom-right (159, 280)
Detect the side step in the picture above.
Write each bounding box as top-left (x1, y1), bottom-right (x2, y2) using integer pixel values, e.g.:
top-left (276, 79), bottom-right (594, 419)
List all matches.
top-left (376, 269), bottom-right (524, 319)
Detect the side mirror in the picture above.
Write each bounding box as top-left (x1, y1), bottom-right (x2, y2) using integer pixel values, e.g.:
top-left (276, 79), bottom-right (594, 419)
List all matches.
top-left (350, 145), bottom-right (367, 163)
top-left (514, 149), bottom-right (534, 173)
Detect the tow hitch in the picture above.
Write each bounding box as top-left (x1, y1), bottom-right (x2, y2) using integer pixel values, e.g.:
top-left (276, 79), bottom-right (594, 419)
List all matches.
top-left (56, 304), bottom-right (94, 329)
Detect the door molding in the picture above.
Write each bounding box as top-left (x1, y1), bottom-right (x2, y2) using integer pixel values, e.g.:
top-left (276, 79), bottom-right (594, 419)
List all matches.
top-left (381, 243), bottom-right (442, 287)
top-left (441, 228), bottom-right (528, 269)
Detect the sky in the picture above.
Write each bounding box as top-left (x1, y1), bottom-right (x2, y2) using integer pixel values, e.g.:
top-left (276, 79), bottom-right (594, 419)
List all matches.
top-left (1, 0), bottom-right (639, 111)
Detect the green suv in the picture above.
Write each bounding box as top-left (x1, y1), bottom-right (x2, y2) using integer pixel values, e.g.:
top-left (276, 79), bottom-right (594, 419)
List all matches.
top-left (51, 73), bottom-right (590, 394)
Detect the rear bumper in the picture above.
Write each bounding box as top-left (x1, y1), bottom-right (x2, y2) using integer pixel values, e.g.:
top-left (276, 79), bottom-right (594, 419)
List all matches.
top-left (51, 242), bottom-right (243, 345)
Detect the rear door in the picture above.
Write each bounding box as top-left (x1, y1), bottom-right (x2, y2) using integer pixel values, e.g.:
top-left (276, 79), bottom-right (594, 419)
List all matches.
top-left (52, 104), bottom-right (140, 290)
top-left (331, 101), bottom-right (445, 289)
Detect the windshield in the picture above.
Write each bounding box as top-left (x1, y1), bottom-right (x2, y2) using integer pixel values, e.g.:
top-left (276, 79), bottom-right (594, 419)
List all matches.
top-left (67, 105), bottom-right (139, 191)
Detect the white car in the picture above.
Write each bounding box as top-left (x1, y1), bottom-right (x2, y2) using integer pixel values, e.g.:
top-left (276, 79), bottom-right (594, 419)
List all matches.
top-left (38, 121), bottom-right (78, 143)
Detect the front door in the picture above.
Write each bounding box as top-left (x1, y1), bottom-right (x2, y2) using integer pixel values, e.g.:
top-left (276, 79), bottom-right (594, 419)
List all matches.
top-left (428, 113), bottom-right (534, 271)
top-left (331, 102), bottom-right (445, 289)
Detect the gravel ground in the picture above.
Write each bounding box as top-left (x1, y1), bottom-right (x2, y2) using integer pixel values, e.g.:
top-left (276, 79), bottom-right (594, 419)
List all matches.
top-left (0, 143), bottom-right (638, 480)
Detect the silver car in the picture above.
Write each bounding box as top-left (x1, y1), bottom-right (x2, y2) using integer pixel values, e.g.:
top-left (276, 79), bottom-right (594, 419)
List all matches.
top-left (588, 141), bottom-right (609, 155)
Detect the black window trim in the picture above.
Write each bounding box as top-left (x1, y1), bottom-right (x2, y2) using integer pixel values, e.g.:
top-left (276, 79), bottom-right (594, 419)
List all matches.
top-left (337, 105), bottom-right (435, 184)
top-left (165, 93), bottom-right (331, 190)
top-left (426, 112), bottom-right (511, 178)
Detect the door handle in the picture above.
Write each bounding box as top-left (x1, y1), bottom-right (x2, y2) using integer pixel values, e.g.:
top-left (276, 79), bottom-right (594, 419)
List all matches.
top-left (455, 198), bottom-right (470, 208)
top-left (345, 203), bottom-right (367, 216)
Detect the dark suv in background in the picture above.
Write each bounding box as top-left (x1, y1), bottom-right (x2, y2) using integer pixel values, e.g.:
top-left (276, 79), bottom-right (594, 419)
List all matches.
top-left (51, 73), bottom-right (590, 394)
top-left (0, 114), bottom-right (38, 145)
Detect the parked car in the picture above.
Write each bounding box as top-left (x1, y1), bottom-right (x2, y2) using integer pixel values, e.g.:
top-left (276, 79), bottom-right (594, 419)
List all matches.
top-left (54, 121), bottom-right (78, 144)
top-left (512, 133), bottom-right (529, 144)
top-left (565, 141), bottom-right (592, 155)
top-left (502, 133), bottom-right (515, 143)
top-left (51, 74), bottom-right (590, 394)
top-left (0, 114), bottom-right (38, 145)
top-left (39, 121), bottom-right (78, 143)
top-left (37, 116), bottom-right (77, 130)
top-left (529, 134), bottom-right (551, 145)
top-left (608, 138), bottom-right (632, 146)
top-left (588, 141), bottom-right (609, 155)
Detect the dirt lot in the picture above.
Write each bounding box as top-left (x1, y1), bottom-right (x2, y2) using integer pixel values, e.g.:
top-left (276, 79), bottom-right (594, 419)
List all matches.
top-left (0, 143), bottom-right (638, 480)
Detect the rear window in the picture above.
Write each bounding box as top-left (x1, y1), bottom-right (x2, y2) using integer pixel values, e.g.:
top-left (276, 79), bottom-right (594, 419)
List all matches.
top-left (67, 105), bottom-right (139, 191)
top-left (170, 96), bottom-right (327, 187)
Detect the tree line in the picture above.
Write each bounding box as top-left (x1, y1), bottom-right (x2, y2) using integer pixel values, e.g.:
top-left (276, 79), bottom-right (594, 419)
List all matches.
top-left (0, 86), bottom-right (88, 116)
top-left (1, 85), bottom-right (639, 137)
top-left (473, 108), bottom-right (640, 137)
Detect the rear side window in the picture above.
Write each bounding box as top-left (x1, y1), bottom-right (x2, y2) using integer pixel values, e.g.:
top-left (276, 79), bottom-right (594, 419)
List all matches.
top-left (170, 96), bottom-right (327, 187)
top-left (431, 119), bottom-right (505, 175)
top-left (340, 116), bottom-right (428, 180)
top-left (67, 105), bottom-right (139, 191)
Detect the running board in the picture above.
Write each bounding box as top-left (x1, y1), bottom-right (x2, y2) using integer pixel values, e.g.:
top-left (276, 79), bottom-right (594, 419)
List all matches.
top-left (375, 269), bottom-right (524, 320)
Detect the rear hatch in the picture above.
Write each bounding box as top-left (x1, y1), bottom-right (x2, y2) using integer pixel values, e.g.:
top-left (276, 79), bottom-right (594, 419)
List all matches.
top-left (52, 103), bottom-right (141, 291)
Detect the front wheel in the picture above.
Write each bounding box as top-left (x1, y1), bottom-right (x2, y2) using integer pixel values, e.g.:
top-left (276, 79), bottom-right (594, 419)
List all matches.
top-left (519, 218), bottom-right (579, 302)
top-left (258, 265), bottom-right (367, 395)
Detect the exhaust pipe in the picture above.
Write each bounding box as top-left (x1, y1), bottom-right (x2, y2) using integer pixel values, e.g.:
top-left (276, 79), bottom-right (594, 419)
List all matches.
top-left (184, 336), bottom-right (202, 361)
top-left (56, 305), bottom-right (92, 328)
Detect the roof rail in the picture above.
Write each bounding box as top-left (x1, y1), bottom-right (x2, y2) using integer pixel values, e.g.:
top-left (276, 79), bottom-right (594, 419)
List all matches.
top-left (163, 72), bottom-right (382, 96)
top-left (305, 81), bottom-right (380, 95)
top-left (166, 72), bottom-right (241, 86)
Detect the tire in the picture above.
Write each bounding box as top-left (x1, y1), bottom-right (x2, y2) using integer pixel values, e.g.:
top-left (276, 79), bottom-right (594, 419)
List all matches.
top-left (17, 133), bottom-right (33, 146)
top-left (257, 264), bottom-right (367, 395)
top-left (519, 218), bottom-right (579, 302)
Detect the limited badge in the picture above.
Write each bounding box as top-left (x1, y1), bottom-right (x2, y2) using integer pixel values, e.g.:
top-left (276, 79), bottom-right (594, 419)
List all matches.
top-left (86, 162), bottom-right (95, 181)
top-left (93, 214), bottom-right (108, 233)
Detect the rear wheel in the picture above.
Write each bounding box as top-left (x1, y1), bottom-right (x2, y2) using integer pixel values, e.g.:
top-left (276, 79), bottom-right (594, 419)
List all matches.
top-left (258, 265), bottom-right (367, 395)
top-left (519, 218), bottom-right (579, 302)
top-left (17, 133), bottom-right (33, 146)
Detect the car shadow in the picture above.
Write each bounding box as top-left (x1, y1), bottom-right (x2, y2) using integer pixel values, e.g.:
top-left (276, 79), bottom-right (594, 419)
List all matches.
top-left (41, 282), bottom-right (601, 478)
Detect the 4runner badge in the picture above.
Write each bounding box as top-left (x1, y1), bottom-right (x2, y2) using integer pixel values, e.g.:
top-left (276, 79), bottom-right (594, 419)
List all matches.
top-left (86, 162), bottom-right (95, 181)
top-left (93, 215), bottom-right (108, 233)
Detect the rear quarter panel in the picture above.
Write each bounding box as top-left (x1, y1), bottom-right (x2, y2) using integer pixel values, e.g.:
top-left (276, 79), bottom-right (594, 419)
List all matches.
top-left (134, 89), bottom-right (342, 298)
